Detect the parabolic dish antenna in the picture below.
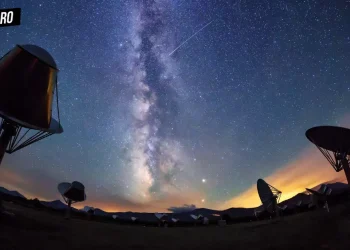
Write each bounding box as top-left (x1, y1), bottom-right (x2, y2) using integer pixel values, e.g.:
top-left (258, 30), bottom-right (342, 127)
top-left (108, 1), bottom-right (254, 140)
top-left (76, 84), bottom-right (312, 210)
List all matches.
top-left (305, 184), bottom-right (332, 212)
top-left (131, 216), bottom-right (137, 222)
top-left (306, 126), bottom-right (350, 184)
top-left (0, 44), bottom-right (63, 165)
top-left (112, 215), bottom-right (118, 220)
top-left (155, 213), bottom-right (167, 220)
top-left (58, 181), bottom-right (86, 219)
top-left (190, 214), bottom-right (198, 220)
top-left (257, 179), bottom-right (282, 216)
top-left (171, 218), bottom-right (179, 223)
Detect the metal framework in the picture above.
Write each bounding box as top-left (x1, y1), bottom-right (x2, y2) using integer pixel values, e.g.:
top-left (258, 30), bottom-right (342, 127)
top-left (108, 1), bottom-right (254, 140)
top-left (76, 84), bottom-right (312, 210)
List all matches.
top-left (268, 183), bottom-right (282, 203)
top-left (315, 144), bottom-right (349, 172)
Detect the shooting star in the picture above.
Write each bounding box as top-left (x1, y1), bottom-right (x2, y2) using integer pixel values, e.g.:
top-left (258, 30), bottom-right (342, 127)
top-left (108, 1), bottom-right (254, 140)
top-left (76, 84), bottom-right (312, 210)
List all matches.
top-left (169, 20), bottom-right (214, 56)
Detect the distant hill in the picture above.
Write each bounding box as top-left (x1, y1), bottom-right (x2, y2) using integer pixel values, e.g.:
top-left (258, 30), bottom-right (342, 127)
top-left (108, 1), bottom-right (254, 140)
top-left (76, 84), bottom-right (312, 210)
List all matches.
top-left (309, 182), bottom-right (349, 195)
top-left (1, 180), bottom-right (349, 223)
top-left (93, 208), bottom-right (110, 217)
top-left (40, 200), bottom-right (68, 210)
top-left (0, 186), bottom-right (26, 199)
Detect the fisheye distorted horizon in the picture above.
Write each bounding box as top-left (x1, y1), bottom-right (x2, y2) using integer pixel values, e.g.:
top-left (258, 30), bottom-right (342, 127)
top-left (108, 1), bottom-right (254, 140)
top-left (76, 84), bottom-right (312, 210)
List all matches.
top-left (0, 0), bottom-right (349, 212)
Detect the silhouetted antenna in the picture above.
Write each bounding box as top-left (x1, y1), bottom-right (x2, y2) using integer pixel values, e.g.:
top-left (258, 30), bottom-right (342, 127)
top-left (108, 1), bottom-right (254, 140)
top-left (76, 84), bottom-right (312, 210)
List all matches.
top-left (306, 184), bottom-right (332, 212)
top-left (257, 179), bottom-right (286, 217)
top-left (58, 181), bottom-right (86, 220)
top-left (0, 44), bottom-right (63, 165)
top-left (306, 126), bottom-right (350, 185)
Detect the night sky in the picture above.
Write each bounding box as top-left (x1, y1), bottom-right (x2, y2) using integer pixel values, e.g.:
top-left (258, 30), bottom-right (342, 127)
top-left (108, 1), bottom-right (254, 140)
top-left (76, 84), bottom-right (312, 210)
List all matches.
top-left (0, 0), bottom-right (350, 212)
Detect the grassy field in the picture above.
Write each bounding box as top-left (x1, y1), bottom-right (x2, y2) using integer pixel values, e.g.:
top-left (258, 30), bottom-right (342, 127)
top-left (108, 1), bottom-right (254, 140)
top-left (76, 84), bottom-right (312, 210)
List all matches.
top-left (1, 201), bottom-right (350, 250)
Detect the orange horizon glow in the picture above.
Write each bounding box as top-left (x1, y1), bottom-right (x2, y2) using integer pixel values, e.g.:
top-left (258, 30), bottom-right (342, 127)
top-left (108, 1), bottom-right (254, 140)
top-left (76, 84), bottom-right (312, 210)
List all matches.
top-left (220, 146), bottom-right (348, 210)
top-left (2, 114), bottom-right (350, 212)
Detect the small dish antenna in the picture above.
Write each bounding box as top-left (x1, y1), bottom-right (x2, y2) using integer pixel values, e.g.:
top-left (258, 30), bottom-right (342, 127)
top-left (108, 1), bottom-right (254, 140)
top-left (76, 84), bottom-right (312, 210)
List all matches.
top-left (154, 213), bottom-right (167, 220)
top-left (154, 213), bottom-right (168, 227)
top-left (57, 181), bottom-right (86, 219)
top-left (257, 179), bottom-right (283, 217)
top-left (306, 126), bottom-right (350, 185)
top-left (112, 215), bottom-right (118, 220)
top-left (306, 184), bottom-right (332, 212)
top-left (190, 214), bottom-right (198, 220)
top-left (131, 216), bottom-right (137, 222)
top-left (0, 45), bottom-right (63, 165)
top-left (171, 218), bottom-right (179, 223)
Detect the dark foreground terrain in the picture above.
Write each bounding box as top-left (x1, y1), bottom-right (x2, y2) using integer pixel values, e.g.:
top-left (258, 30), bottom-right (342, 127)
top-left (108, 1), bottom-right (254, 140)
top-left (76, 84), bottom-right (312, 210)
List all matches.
top-left (1, 201), bottom-right (350, 250)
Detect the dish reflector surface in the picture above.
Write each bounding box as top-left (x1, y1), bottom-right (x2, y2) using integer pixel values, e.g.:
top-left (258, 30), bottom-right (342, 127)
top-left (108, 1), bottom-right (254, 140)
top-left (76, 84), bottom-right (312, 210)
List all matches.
top-left (57, 181), bottom-right (86, 202)
top-left (306, 126), bottom-right (350, 153)
top-left (58, 182), bottom-right (71, 195)
top-left (190, 214), bottom-right (197, 220)
top-left (155, 213), bottom-right (166, 220)
top-left (257, 179), bottom-right (274, 203)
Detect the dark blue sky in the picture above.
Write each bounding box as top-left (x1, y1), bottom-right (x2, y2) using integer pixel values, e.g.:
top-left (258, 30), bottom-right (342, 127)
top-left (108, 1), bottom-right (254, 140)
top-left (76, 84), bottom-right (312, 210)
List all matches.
top-left (0, 0), bottom-right (349, 212)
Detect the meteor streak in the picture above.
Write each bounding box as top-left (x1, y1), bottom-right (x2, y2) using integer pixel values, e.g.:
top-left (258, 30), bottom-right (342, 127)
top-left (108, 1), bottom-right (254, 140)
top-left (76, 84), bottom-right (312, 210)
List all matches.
top-left (169, 20), bottom-right (214, 56)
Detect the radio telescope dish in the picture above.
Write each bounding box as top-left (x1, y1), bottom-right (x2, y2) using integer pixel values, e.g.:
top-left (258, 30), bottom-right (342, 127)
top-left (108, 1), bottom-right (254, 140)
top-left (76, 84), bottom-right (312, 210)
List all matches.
top-left (0, 44), bottom-right (63, 165)
top-left (190, 214), bottom-right (198, 220)
top-left (57, 181), bottom-right (86, 219)
top-left (257, 179), bottom-right (282, 216)
top-left (306, 126), bottom-right (350, 185)
top-left (155, 213), bottom-right (167, 220)
top-left (306, 184), bottom-right (332, 212)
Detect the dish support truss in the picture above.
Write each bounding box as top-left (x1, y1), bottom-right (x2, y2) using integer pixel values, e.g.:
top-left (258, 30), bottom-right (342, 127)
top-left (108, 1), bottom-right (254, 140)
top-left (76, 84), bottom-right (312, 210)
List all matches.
top-left (0, 118), bottom-right (56, 154)
top-left (314, 145), bottom-right (350, 184)
top-left (60, 194), bottom-right (79, 220)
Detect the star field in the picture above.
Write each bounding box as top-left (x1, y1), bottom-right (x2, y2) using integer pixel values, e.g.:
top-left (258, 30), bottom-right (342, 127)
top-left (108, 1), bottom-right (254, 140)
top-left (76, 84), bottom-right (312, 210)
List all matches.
top-left (0, 0), bottom-right (349, 212)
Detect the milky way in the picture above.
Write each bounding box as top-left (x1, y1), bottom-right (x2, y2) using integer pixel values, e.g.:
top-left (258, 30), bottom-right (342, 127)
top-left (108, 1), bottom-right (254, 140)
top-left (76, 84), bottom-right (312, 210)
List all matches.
top-left (121, 0), bottom-right (186, 203)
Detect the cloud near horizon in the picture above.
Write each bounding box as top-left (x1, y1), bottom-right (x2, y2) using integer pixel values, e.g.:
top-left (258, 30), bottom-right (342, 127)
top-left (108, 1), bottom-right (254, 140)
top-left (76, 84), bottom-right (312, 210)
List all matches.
top-left (167, 204), bottom-right (196, 213)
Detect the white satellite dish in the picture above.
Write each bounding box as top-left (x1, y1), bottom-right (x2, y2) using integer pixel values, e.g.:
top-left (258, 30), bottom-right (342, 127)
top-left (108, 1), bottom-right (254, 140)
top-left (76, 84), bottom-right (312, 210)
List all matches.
top-left (190, 214), bottom-right (198, 220)
top-left (257, 179), bottom-right (283, 217)
top-left (57, 181), bottom-right (86, 219)
top-left (112, 215), bottom-right (118, 220)
top-left (131, 216), bottom-right (137, 222)
top-left (154, 213), bottom-right (167, 220)
top-left (171, 218), bottom-right (179, 223)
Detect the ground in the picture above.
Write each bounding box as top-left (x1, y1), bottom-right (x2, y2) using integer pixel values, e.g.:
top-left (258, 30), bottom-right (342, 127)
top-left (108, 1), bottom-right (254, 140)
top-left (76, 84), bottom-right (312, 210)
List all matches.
top-left (1, 201), bottom-right (350, 250)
